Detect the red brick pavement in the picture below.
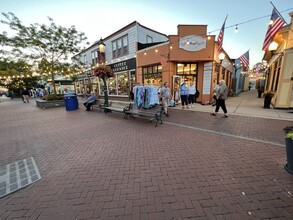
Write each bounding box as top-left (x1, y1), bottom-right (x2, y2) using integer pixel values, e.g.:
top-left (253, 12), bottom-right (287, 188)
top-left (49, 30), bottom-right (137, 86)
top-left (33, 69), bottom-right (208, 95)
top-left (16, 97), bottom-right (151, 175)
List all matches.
top-left (0, 99), bottom-right (292, 220)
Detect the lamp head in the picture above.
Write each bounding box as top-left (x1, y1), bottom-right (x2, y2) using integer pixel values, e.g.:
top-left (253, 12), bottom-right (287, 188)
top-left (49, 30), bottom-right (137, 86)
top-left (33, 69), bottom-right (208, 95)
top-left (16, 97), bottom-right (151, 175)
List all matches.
top-left (268, 41), bottom-right (278, 52)
top-left (98, 38), bottom-right (106, 53)
top-left (219, 52), bottom-right (225, 62)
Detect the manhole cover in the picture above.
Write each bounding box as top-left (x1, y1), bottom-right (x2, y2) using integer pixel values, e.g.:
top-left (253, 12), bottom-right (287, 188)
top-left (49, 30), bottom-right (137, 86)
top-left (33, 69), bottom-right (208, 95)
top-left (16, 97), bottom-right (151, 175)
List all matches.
top-left (0, 156), bottom-right (41, 198)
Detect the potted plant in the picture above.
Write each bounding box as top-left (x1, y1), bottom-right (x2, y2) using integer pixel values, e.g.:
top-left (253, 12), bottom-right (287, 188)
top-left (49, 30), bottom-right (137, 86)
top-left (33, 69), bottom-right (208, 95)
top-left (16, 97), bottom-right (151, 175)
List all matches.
top-left (93, 65), bottom-right (114, 108)
top-left (263, 91), bottom-right (274, 109)
top-left (283, 126), bottom-right (293, 175)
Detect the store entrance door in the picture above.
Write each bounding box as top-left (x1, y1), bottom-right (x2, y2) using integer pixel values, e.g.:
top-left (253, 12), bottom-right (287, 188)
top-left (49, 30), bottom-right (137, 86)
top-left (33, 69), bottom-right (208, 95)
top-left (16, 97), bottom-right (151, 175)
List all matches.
top-left (173, 75), bottom-right (197, 102)
top-left (173, 75), bottom-right (181, 103)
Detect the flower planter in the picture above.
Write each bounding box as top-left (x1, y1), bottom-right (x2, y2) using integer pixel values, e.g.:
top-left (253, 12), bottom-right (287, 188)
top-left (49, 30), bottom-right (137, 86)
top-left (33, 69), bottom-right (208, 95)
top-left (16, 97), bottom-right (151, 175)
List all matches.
top-left (284, 138), bottom-right (293, 175)
top-left (35, 99), bottom-right (65, 108)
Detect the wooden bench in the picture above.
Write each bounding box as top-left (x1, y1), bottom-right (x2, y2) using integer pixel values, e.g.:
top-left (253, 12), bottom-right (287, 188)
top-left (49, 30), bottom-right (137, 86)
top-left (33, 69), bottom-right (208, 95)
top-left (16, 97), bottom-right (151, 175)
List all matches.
top-left (90, 100), bottom-right (105, 112)
top-left (124, 104), bottom-right (164, 127)
top-left (104, 103), bottom-right (132, 118)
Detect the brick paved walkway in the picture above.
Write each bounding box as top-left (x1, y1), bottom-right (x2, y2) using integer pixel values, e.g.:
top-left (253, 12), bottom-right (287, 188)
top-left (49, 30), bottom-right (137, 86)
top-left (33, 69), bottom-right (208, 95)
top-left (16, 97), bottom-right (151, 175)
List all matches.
top-left (0, 99), bottom-right (292, 219)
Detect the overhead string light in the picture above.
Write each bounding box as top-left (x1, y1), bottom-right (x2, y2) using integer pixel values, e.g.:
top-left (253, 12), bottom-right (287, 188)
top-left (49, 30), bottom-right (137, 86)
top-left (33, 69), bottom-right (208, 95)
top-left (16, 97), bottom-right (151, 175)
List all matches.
top-left (234, 24), bottom-right (239, 33)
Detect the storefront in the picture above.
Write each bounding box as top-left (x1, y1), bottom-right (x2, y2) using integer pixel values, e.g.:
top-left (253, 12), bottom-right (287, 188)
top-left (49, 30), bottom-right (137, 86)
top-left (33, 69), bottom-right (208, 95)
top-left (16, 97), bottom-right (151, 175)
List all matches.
top-left (136, 25), bottom-right (234, 104)
top-left (97, 58), bottom-right (137, 101)
top-left (263, 11), bottom-right (293, 108)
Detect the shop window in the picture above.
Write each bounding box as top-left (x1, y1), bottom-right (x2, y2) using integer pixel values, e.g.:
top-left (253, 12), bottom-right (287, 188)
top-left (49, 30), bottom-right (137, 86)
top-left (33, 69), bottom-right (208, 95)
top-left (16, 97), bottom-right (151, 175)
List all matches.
top-left (101, 72), bottom-right (130, 96)
top-left (143, 64), bottom-right (162, 87)
top-left (272, 64), bottom-right (277, 91)
top-left (99, 79), bottom-right (105, 96)
top-left (176, 63), bottom-right (198, 87)
top-left (176, 63), bottom-right (197, 75)
top-left (117, 72), bottom-right (129, 95)
top-left (108, 77), bottom-right (117, 95)
top-left (274, 56), bottom-right (282, 92)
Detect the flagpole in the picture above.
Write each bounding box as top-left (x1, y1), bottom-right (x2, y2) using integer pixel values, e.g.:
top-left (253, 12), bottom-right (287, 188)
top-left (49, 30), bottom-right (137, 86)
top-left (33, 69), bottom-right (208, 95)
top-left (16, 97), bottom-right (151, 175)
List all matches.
top-left (270, 1), bottom-right (288, 24)
top-left (270, 1), bottom-right (293, 34)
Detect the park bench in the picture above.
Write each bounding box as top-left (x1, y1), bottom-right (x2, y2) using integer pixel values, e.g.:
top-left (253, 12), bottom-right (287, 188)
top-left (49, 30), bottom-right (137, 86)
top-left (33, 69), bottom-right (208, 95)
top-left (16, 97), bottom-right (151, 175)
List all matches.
top-left (90, 100), bottom-right (105, 112)
top-left (123, 103), bottom-right (164, 127)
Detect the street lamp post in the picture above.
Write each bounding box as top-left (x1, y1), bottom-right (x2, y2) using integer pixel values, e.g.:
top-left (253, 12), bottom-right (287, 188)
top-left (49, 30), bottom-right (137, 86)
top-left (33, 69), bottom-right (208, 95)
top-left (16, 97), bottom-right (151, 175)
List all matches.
top-left (219, 52), bottom-right (225, 80)
top-left (97, 38), bottom-right (109, 109)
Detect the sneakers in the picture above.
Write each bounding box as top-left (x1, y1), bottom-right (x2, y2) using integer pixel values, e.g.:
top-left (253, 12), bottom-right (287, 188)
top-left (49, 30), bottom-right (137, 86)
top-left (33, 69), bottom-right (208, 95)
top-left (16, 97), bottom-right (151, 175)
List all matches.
top-left (224, 114), bottom-right (228, 118)
top-left (211, 112), bottom-right (216, 116)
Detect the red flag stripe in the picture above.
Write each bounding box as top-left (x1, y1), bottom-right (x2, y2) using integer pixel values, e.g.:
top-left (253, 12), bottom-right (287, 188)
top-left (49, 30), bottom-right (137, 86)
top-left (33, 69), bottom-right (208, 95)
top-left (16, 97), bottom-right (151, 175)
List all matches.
top-left (262, 9), bottom-right (285, 51)
top-left (239, 51), bottom-right (249, 69)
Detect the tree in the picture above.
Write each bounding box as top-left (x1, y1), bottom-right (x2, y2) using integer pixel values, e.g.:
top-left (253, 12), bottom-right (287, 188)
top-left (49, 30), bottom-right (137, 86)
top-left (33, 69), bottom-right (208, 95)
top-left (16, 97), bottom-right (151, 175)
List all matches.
top-left (0, 58), bottom-right (40, 93)
top-left (0, 12), bottom-right (88, 93)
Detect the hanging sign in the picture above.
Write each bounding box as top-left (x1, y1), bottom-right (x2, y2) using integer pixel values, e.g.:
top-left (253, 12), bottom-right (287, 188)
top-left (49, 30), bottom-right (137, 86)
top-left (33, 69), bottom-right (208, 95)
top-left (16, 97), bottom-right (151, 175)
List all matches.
top-left (179, 35), bottom-right (206, 52)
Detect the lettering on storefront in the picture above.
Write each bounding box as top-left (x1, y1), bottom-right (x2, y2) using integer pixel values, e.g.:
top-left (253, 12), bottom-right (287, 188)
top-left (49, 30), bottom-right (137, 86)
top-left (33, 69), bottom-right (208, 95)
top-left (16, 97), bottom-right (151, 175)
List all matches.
top-left (179, 35), bottom-right (206, 52)
top-left (110, 58), bottom-right (136, 73)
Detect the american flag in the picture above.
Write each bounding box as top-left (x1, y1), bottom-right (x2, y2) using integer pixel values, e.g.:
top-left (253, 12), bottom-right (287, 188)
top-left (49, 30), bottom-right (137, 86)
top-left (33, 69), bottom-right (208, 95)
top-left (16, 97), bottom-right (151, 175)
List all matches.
top-left (217, 16), bottom-right (227, 53)
top-left (262, 8), bottom-right (285, 51)
top-left (239, 50), bottom-right (249, 69)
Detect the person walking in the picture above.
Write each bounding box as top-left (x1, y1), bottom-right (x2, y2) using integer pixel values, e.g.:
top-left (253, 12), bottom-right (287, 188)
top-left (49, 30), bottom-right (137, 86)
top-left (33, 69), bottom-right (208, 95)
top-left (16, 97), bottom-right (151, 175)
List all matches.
top-left (22, 87), bottom-right (30, 103)
top-left (180, 81), bottom-right (189, 109)
top-left (187, 81), bottom-right (196, 108)
top-left (211, 80), bottom-right (228, 117)
top-left (212, 83), bottom-right (220, 106)
top-left (160, 82), bottom-right (171, 117)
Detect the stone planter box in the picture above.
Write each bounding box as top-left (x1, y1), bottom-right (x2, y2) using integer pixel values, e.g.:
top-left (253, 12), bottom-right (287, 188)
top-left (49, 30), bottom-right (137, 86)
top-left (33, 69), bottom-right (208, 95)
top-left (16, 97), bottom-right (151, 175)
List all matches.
top-left (36, 99), bottom-right (65, 108)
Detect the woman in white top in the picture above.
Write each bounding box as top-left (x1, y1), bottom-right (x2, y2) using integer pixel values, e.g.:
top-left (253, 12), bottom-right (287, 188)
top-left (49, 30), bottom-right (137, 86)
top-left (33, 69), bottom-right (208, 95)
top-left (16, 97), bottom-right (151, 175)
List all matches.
top-left (187, 82), bottom-right (196, 108)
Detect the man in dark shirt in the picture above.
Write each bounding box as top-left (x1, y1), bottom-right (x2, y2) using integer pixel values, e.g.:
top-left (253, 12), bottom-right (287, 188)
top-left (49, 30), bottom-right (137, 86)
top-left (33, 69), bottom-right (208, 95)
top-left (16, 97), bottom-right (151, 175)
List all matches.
top-left (22, 88), bottom-right (30, 103)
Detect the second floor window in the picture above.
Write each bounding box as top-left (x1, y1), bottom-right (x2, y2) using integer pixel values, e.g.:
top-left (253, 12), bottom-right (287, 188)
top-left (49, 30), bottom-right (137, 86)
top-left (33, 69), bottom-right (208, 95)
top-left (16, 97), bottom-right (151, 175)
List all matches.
top-left (83, 55), bottom-right (87, 64)
top-left (91, 51), bottom-right (98, 65)
top-left (146, 35), bottom-right (153, 43)
top-left (112, 35), bottom-right (129, 59)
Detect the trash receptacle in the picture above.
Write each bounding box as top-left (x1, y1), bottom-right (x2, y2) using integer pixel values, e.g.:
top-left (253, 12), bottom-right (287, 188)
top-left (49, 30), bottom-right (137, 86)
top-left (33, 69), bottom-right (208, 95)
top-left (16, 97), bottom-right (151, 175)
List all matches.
top-left (264, 93), bottom-right (273, 109)
top-left (284, 126), bottom-right (293, 175)
top-left (64, 94), bottom-right (78, 111)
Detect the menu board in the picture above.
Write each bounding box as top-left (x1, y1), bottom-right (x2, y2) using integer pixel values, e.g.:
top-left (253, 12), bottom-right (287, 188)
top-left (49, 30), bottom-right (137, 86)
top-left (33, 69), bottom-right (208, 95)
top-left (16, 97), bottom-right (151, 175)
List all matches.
top-left (203, 62), bottom-right (212, 95)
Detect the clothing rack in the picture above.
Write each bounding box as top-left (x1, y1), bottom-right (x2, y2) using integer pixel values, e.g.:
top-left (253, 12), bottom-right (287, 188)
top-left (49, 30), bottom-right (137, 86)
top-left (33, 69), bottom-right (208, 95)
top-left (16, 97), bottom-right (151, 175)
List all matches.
top-left (133, 85), bottom-right (159, 109)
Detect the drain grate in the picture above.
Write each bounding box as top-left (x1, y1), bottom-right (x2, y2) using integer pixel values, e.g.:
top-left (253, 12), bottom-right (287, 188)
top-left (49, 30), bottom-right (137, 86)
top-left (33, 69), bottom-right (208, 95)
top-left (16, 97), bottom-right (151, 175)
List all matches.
top-left (0, 156), bottom-right (41, 198)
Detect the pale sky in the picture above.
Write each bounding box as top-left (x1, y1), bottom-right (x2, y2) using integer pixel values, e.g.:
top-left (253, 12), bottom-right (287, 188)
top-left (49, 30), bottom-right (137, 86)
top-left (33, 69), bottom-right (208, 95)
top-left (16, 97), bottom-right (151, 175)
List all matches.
top-left (1, 0), bottom-right (293, 68)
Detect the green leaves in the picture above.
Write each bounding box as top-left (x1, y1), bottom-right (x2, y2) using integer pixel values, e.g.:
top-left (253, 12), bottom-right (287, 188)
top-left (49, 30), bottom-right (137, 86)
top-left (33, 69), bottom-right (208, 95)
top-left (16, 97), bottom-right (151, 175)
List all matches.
top-left (0, 12), bottom-right (89, 92)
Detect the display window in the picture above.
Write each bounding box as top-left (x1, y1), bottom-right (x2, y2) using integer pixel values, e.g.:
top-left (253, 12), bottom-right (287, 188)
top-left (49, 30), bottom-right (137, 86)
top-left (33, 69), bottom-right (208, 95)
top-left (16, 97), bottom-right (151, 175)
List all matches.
top-left (177, 63), bottom-right (197, 75)
top-left (143, 64), bottom-right (162, 87)
top-left (176, 63), bottom-right (198, 86)
top-left (99, 71), bottom-right (131, 96)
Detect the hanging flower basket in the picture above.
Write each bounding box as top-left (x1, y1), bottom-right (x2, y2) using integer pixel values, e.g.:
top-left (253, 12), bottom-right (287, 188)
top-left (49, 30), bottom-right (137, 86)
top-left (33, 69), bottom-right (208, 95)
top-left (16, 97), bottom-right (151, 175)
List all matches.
top-left (93, 65), bottom-right (114, 79)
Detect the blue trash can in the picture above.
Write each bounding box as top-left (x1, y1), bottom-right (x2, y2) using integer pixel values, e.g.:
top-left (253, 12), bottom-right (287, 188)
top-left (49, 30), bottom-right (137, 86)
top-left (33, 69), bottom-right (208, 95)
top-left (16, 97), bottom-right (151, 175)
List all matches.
top-left (64, 94), bottom-right (78, 111)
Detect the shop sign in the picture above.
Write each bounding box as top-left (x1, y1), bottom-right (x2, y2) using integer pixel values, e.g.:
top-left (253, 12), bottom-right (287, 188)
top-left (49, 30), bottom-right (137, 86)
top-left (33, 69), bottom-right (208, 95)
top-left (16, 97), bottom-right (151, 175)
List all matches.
top-left (110, 58), bottom-right (136, 73)
top-left (179, 35), bottom-right (206, 52)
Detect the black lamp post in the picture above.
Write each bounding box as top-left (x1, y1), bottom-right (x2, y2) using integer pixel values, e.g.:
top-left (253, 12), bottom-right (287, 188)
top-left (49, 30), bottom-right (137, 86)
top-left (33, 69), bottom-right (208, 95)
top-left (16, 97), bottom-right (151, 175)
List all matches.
top-left (97, 38), bottom-right (109, 109)
top-left (219, 52), bottom-right (225, 80)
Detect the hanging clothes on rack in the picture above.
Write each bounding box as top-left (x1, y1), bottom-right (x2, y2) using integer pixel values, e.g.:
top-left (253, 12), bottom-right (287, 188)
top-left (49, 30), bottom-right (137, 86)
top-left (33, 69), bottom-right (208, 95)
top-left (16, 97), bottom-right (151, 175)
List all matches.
top-left (133, 85), bottom-right (159, 109)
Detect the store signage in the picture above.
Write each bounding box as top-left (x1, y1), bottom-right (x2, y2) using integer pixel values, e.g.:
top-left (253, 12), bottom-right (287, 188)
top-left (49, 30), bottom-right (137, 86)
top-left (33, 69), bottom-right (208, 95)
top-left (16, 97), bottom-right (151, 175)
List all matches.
top-left (110, 58), bottom-right (136, 73)
top-left (179, 35), bottom-right (206, 52)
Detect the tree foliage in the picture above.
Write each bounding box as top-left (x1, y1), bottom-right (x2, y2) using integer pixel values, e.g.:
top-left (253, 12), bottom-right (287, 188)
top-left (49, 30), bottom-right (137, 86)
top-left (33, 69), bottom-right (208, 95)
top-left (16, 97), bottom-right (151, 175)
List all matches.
top-left (0, 12), bottom-right (88, 92)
